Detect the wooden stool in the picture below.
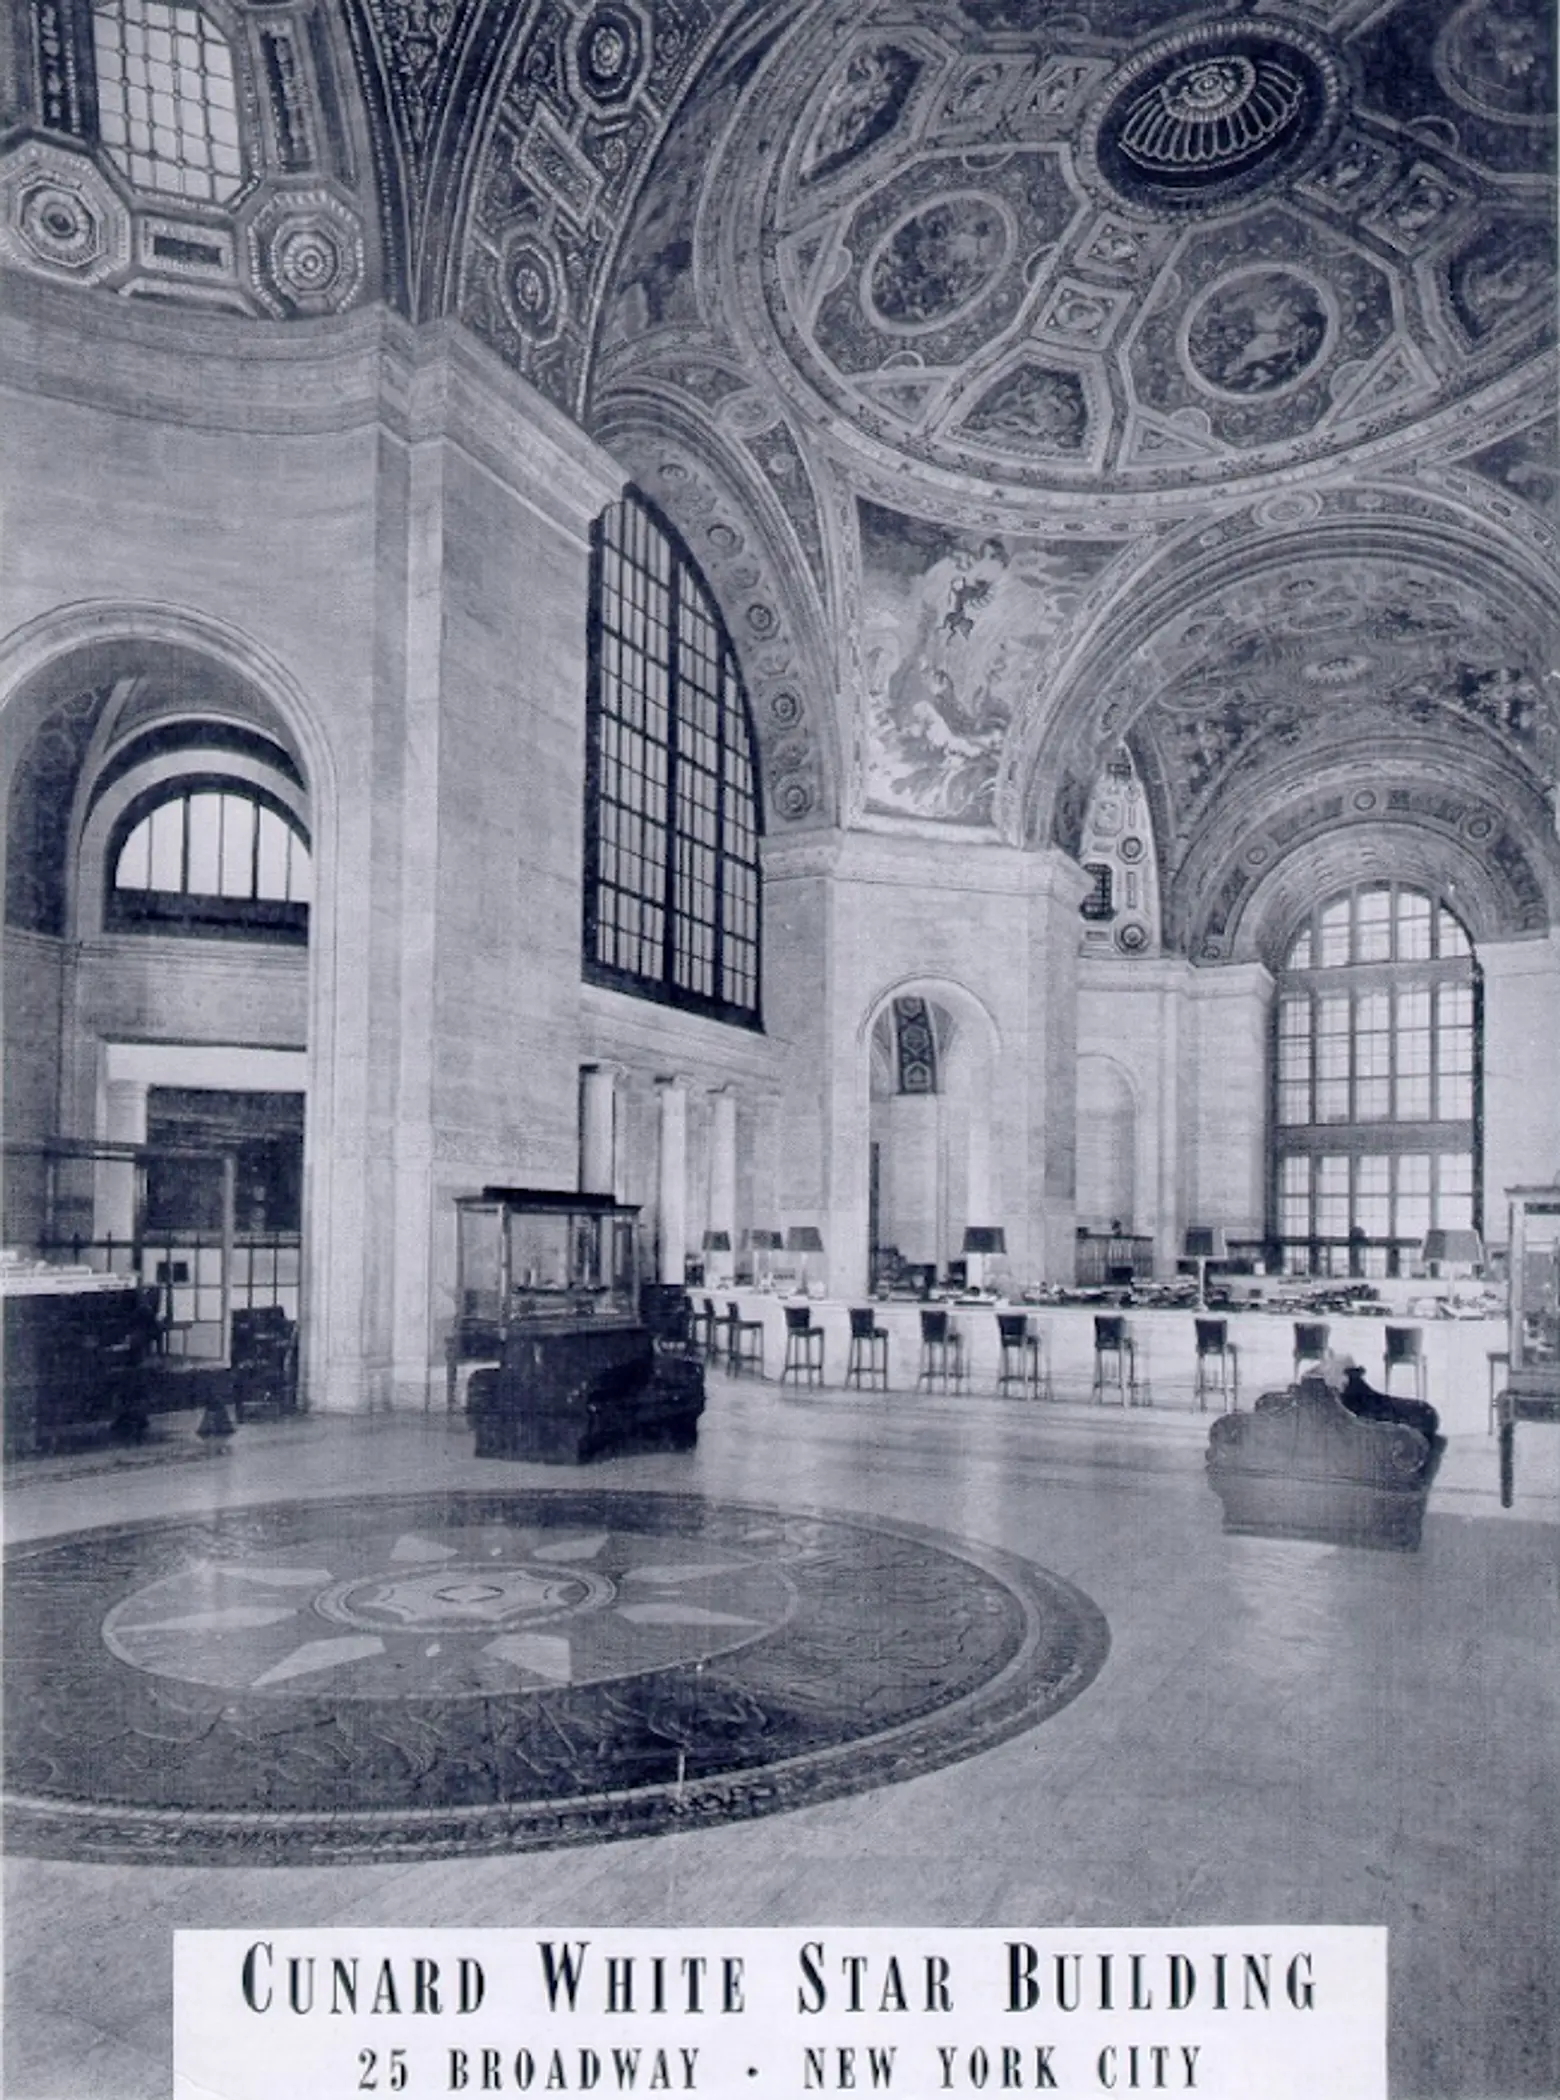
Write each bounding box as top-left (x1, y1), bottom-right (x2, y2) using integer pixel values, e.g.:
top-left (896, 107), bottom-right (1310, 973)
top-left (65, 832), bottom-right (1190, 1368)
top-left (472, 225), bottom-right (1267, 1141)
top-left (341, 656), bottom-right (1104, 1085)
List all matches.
top-left (1092, 1314), bottom-right (1139, 1406)
top-left (845, 1307), bottom-right (889, 1390)
top-left (1293, 1320), bottom-right (1330, 1381)
top-left (780, 1303), bottom-right (824, 1386)
top-left (725, 1300), bottom-right (766, 1377)
top-left (1194, 1317), bottom-right (1239, 1413)
top-left (1383, 1325), bottom-right (1428, 1403)
top-left (916, 1308), bottom-right (965, 1392)
top-left (996, 1313), bottom-right (1048, 1399)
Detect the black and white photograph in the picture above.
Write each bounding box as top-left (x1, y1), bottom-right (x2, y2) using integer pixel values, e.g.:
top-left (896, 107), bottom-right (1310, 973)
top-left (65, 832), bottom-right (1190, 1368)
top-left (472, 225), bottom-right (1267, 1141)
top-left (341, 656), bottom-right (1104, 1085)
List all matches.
top-left (1, 1), bottom-right (1557, 2095)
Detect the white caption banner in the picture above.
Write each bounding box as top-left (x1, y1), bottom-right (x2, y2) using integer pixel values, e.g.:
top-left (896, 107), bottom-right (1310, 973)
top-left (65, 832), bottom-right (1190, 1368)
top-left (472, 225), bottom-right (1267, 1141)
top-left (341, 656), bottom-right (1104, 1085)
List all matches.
top-left (175, 1927), bottom-right (1387, 2100)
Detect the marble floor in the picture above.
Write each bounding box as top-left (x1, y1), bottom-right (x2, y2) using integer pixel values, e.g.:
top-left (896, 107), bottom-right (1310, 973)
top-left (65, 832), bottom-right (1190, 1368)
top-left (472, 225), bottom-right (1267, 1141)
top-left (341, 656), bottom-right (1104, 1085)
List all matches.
top-left (4, 1377), bottom-right (1558, 2100)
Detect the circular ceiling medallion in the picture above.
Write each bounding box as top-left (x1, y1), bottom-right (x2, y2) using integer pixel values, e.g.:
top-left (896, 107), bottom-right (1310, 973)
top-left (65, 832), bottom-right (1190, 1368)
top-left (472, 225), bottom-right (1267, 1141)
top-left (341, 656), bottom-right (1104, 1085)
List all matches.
top-left (4, 1490), bottom-right (1108, 1864)
top-left (1118, 834), bottom-right (1146, 863)
top-left (499, 234), bottom-right (564, 343)
top-left (865, 193), bottom-right (1014, 332)
top-left (1090, 24), bottom-right (1341, 216)
top-left (1116, 920), bottom-right (1150, 953)
top-left (575, 3), bottom-right (644, 106)
top-left (1434, 1), bottom-right (1555, 125)
top-left (1183, 267), bottom-right (1334, 398)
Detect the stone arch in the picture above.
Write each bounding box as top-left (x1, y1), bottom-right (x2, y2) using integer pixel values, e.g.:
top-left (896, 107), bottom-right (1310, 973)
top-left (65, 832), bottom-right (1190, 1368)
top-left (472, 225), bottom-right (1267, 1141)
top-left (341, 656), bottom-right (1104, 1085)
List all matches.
top-left (1218, 825), bottom-right (1542, 973)
top-left (0, 600), bottom-right (340, 1403)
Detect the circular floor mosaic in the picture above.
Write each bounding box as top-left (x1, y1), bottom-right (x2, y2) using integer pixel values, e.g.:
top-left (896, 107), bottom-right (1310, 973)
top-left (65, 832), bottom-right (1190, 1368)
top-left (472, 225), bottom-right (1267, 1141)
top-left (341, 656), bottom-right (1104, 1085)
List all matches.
top-left (3, 1489), bottom-right (1109, 1865)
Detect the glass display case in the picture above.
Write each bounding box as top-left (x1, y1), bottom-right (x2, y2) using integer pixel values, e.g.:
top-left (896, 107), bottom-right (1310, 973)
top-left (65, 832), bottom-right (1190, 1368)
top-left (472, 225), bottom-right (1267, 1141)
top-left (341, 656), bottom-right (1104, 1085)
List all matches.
top-left (449, 1188), bottom-right (703, 1465)
top-left (454, 1188), bottom-right (640, 1336)
top-left (1496, 1184), bottom-right (1560, 1506)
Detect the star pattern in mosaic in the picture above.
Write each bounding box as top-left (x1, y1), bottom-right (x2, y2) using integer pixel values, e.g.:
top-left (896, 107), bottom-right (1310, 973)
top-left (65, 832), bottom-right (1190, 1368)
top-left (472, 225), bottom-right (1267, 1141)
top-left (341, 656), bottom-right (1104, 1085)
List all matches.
top-left (100, 1518), bottom-right (795, 1697)
top-left (4, 1488), bottom-right (1109, 1864)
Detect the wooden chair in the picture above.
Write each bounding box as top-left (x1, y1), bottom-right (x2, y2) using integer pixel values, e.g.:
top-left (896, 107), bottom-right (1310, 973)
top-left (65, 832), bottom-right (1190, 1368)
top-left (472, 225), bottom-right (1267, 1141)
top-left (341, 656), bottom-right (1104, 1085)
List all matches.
top-left (229, 1307), bottom-right (299, 1420)
top-left (1383, 1325), bottom-right (1428, 1403)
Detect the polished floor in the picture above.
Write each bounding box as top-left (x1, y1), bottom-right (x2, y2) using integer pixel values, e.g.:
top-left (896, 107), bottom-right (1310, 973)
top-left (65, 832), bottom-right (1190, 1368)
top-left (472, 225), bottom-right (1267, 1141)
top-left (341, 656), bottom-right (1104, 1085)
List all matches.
top-left (5, 1375), bottom-right (1558, 2100)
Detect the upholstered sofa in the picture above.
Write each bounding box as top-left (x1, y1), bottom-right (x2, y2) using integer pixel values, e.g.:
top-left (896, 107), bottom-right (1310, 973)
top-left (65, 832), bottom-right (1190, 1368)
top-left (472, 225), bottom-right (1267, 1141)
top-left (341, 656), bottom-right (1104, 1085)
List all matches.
top-left (1206, 1368), bottom-right (1445, 1551)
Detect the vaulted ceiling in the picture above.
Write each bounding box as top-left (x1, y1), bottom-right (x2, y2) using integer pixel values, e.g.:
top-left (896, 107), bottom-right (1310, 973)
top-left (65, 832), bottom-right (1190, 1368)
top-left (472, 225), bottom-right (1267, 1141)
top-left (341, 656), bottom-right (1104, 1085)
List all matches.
top-left (3, 0), bottom-right (1557, 950)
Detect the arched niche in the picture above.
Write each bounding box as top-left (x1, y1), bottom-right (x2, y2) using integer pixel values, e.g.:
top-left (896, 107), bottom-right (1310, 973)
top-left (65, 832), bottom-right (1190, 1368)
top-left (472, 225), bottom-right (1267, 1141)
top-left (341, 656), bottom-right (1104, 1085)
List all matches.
top-left (1075, 1054), bottom-right (1138, 1234)
top-left (862, 978), bottom-right (1002, 1285)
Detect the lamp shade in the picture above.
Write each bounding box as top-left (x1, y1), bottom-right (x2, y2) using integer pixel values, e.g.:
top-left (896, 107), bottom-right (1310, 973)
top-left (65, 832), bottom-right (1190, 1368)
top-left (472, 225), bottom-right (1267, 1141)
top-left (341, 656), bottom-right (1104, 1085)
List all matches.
top-left (1183, 1225), bottom-right (1227, 1261)
top-left (744, 1229), bottom-right (784, 1251)
top-left (701, 1230), bottom-right (732, 1253)
top-left (785, 1225), bottom-right (825, 1253)
top-left (1421, 1229), bottom-right (1483, 1268)
top-left (961, 1226), bottom-right (1006, 1255)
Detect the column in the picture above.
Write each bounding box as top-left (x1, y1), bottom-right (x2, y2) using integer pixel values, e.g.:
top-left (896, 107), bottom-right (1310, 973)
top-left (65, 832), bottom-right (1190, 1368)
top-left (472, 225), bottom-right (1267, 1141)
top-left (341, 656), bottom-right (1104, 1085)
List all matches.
top-left (655, 1076), bottom-right (689, 1283)
top-left (704, 1085), bottom-right (738, 1285)
top-left (96, 1076), bottom-right (148, 1252)
top-left (580, 1064), bottom-right (622, 1198)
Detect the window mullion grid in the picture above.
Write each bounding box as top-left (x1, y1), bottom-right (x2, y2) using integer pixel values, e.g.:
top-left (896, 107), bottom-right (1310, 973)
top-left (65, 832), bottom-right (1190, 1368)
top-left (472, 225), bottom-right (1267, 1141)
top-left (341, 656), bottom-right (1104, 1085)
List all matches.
top-left (662, 556), bottom-right (683, 997)
top-left (712, 647), bottom-right (730, 1006)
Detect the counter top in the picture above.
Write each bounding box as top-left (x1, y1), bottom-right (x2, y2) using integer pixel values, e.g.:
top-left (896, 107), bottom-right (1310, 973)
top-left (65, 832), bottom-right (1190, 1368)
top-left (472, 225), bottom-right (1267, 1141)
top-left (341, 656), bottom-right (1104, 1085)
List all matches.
top-left (713, 1290), bottom-right (1506, 1439)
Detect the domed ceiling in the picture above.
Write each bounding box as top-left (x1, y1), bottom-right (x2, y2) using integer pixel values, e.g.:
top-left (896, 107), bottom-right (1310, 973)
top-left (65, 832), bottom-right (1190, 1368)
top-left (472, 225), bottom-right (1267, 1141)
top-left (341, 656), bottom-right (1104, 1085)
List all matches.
top-left (3, 0), bottom-right (1557, 939)
top-left (588, 0), bottom-right (1559, 920)
top-left (709, 0), bottom-right (1554, 510)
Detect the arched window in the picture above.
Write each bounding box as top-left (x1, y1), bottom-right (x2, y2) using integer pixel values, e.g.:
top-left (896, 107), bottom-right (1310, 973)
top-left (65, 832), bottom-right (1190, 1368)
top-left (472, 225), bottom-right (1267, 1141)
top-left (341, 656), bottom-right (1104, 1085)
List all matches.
top-left (92, 0), bottom-right (244, 204)
top-left (583, 491), bottom-right (762, 1026)
top-left (108, 781), bottom-right (310, 940)
top-left (1273, 882), bottom-right (1478, 1276)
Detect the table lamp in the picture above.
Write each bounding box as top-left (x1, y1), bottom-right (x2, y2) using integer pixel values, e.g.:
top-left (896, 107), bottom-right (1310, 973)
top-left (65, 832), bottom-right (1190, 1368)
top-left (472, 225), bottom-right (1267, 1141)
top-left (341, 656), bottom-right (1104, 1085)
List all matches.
top-left (744, 1228), bottom-right (784, 1286)
top-left (701, 1228), bottom-right (732, 1285)
top-left (961, 1225), bottom-right (1006, 1292)
top-left (1420, 1228), bottom-right (1483, 1279)
top-left (1183, 1224), bottom-right (1227, 1309)
top-left (785, 1224), bottom-right (824, 1294)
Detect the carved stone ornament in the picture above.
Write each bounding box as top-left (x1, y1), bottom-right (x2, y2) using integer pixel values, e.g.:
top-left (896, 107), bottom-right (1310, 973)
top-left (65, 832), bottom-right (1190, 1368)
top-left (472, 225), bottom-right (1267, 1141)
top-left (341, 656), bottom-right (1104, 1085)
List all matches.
top-left (245, 189), bottom-right (366, 318)
top-left (0, 139), bottom-right (131, 287)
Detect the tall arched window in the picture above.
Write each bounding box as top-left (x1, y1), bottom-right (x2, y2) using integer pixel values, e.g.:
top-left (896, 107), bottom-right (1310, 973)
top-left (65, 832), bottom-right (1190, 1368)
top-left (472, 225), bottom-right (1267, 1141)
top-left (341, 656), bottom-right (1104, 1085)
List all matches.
top-left (583, 491), bottom-right (762, 1027)
top-left (108, 780), bottom-right (311, 940)
top-left (1273, 881), bottom-right (1478, 1276)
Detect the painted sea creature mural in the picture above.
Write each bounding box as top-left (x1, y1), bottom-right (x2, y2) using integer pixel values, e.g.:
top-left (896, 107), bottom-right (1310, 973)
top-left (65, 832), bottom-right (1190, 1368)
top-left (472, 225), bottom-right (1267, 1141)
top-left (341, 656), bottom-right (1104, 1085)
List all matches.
top-left (858, 500), bottom-right (1119, 824)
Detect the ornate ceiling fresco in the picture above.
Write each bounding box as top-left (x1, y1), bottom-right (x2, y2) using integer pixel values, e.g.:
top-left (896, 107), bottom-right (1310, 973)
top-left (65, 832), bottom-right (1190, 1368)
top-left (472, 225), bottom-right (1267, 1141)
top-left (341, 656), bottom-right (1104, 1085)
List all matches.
top-left (586, 0), bottom-right (1560, 913)
top-left (711, 0), bottom-right (1553, 508)
top-left (3, 0), bottom-right (1558, 935)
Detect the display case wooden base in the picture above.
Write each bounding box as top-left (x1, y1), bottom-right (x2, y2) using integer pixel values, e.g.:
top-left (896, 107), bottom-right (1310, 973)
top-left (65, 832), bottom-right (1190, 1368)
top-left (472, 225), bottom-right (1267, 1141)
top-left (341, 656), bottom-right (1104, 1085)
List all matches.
top-left (468, 1319), bottom-right (705, 1464)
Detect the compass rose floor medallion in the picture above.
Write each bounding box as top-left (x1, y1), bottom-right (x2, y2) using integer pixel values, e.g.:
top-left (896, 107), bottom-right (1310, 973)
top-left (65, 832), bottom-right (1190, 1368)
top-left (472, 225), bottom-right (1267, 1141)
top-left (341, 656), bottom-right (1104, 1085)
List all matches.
top-left (4, 1489), bottom-right (1109, 1864)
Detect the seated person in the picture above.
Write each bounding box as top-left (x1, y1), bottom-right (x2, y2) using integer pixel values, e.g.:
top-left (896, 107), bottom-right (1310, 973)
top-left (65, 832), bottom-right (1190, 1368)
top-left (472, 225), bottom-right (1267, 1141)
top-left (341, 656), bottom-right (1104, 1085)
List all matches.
top-left (1305, 1351), bottom-right (1441, 1448)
